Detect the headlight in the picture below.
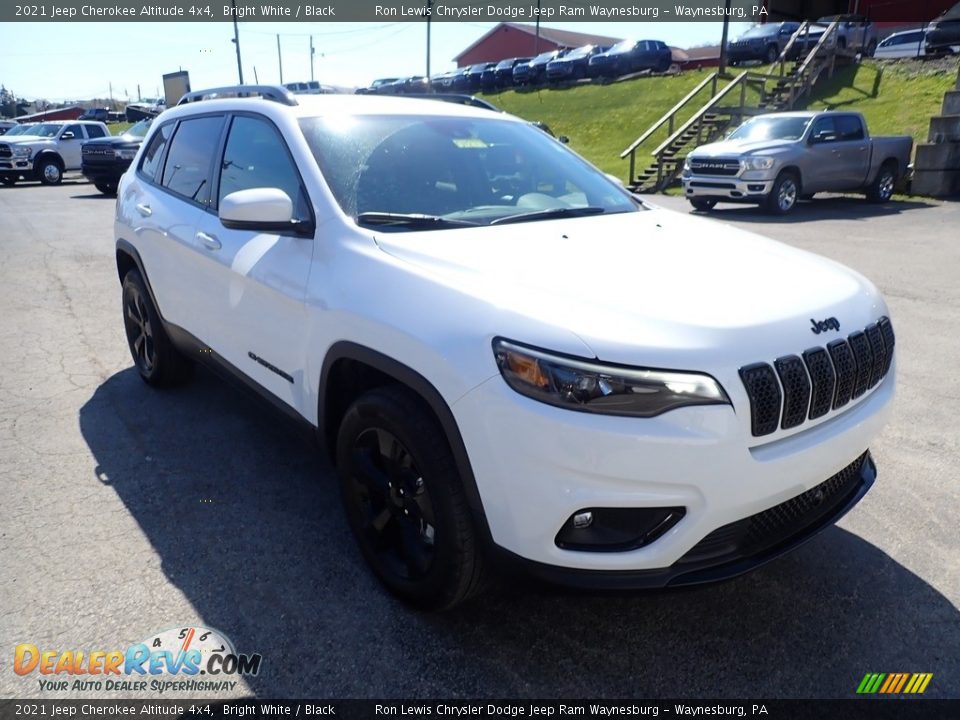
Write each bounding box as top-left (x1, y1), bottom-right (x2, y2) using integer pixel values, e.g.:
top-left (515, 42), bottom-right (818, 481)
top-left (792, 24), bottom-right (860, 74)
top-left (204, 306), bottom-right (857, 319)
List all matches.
top-left (12, 146), bottom-right (32, 159)
top-left (741, 157), bottom-right (774, 171)
top-left (115, 148), bottom-right (138, 159)
top-left (493, 339), bottom-right (730, 418)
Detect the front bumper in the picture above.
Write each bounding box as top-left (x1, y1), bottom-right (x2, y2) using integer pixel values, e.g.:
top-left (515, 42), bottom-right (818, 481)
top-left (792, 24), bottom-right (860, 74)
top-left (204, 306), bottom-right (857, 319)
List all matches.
top-left (452, 364), bottom-right (894, 576)
top-left (498, 451), bottom-right (876, 589)
top-left (683, 172), bottom-right (775, 202)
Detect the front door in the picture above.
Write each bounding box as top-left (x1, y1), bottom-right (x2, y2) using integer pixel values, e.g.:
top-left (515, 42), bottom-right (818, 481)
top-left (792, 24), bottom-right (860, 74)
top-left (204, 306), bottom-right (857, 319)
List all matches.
top-left (191, 113), bottom-right (315, 410)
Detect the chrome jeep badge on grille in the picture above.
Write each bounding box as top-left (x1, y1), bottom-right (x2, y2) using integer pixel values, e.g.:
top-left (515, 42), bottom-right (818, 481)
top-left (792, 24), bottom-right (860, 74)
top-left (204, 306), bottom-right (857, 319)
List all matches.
top-left (810, 317), bottom-right (840, 334)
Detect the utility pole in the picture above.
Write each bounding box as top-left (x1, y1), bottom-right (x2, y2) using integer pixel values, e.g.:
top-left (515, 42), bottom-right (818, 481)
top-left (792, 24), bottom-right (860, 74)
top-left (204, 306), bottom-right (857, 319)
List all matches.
top-left (253, 66), bottom-right (259, 83)
top-left (230, 0), bottom-right (244, 83)
top-left (426, 0), bottom-right (432, 78)
top-left (310, 36), bottom-right (315, 82)
top-left (535, 0), bottom-right (541, 55)
top-left (718, 0), bottom-right (732, 76)
top-left (277, 34), bottom-right (284, 84)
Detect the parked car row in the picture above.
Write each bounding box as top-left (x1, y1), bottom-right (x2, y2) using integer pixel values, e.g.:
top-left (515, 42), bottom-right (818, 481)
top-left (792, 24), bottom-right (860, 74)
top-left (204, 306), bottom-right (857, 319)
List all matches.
top-left (357, 40), bottom-right (674, 95)
top-left (0, 118), bottom-right (149, 194)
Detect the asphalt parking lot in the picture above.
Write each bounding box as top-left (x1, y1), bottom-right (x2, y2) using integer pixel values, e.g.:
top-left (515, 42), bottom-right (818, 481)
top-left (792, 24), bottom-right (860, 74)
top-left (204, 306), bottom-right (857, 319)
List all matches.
top-left (1, 180), bottom-right (958, 700)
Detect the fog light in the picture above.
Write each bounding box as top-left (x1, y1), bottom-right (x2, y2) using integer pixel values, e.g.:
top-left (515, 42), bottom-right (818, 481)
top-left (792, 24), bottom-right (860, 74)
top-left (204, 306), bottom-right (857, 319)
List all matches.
top-left (555, 507), bottom-right (686, 552)
top-left (573, 511), bottom-right (593, 529)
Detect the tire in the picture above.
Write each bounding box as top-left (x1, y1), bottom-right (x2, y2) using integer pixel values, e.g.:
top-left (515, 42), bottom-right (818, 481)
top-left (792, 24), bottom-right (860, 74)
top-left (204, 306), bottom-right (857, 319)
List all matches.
top-left (765, 45), bottom-right (779, 63)
top-left (866, 163), bottom-right (896, 203)
top-left (765, 170), bottom-right (800, 215)
top-left (95, 181), bottom-right (117, 195)
top-left (689, 198), bottom-right (717, 212)
top-left (336, 385), bottom-right (487, 611)
top-left (865, 40), bottom-right (877, 57)
top-left (37, 157), bottom-right (63, 186)
top-left (121, 269), bottom-right (193, 387)
top-left (0, 176), bottom-right (14, 186)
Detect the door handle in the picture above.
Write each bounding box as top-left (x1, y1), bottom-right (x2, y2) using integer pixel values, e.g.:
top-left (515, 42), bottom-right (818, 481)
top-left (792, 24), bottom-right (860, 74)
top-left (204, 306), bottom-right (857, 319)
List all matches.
top-left (196, 231), bottom-right (222, 251)
top-left (135, 203), bottom-right (152, 217)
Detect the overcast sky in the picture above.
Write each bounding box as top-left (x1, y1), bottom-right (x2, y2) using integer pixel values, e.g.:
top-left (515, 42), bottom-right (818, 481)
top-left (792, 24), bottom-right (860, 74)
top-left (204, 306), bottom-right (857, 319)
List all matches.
top-left (0, 21), bottom-right (750, 101)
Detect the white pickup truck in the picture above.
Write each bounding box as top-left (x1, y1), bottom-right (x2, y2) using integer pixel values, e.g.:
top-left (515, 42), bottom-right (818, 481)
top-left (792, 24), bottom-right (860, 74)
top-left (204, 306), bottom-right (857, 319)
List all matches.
top-left (0, 120), bottom-right (110, 186)
top-left (682, 111), bottom-right (913, 214)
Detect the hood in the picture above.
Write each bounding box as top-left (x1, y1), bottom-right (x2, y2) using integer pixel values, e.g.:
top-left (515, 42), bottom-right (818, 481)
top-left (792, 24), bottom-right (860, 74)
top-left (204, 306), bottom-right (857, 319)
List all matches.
top-left (372, 207), bottom-right (884, 368)
top-left (83, 135), bottom-right (142, 147)
top-left (1, 135), bottom-right (49, 144)
top-left (690, 138), bottom-right (799, 156)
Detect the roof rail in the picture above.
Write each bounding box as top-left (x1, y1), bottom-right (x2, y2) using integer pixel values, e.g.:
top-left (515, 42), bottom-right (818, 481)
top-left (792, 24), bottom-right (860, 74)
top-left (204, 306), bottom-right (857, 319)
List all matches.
top-left (176, 85), bottom-right (299, 106)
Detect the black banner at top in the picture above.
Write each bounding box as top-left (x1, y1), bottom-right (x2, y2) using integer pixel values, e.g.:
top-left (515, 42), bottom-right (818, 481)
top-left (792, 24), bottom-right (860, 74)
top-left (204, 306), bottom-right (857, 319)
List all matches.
top-left (3, 0), bottom-right (953, 23)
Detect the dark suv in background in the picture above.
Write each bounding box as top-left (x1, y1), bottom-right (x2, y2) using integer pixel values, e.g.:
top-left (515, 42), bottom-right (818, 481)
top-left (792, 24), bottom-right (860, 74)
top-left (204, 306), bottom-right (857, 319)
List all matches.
top-left (513, 50), bottom-right (565, 86)
top-left (546, 45), bottom-right (609, 82)
top-left (588, 39), bottom-right (672, 78)
top-left (81, 118), bottom-right (151, 195)
top-left (727, 22), bottom-right (800, 64)
top-left (927, 1), bottom-right (960, 52)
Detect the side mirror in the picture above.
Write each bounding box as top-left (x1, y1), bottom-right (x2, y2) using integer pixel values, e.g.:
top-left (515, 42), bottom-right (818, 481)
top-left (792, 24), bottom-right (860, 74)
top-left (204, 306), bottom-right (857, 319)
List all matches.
top-left (219, 188), bottom-right (312, 234)
top-left (61, 131), bottom-right (75, 139)
top-left (809, 131), bottom-right (837, 144)
top-left (558, 135), bottom-right (570, 144)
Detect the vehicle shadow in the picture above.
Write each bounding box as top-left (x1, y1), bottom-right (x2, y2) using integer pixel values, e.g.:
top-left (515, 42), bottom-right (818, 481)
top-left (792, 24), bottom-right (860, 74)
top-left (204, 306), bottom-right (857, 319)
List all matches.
top-left (70, 192), bottom-right (114, 200)
top-left (79, 367), bottom-right (960, 699)
top-left (697, 195), bottom-right (935, 224)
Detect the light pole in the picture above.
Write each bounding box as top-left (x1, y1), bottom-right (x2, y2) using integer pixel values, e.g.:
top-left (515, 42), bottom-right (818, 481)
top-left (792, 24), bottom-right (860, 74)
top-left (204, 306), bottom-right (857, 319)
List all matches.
top-left (230, 0), bottom-right (243, 84)
top-left (426, 0), bottom-right (433, 78)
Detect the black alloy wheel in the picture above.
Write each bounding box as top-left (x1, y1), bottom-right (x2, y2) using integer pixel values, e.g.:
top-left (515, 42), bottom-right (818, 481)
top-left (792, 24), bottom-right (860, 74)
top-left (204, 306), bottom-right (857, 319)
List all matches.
top-left (121, 270), bottom-right (193, 386)
top-left (337, 386), bottom-right (486, 610)
top-left (348, 426), bottom-right (437, 582)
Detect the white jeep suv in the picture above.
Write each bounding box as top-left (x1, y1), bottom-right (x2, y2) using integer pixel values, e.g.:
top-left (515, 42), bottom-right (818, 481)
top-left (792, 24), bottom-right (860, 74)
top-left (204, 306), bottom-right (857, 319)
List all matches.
top-left (113, 86), bottom-right (896, 609)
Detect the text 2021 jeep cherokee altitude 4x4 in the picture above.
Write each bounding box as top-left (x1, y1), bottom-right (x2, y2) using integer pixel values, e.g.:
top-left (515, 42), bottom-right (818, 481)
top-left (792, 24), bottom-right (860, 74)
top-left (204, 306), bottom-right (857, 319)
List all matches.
top-left (113, 86), bottom-right (896, 610)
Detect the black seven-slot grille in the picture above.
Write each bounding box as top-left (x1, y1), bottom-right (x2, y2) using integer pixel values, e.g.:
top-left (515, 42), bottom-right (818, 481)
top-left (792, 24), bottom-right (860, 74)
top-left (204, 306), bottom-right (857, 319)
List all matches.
top-left (739, 317), bottom-right (894, 437)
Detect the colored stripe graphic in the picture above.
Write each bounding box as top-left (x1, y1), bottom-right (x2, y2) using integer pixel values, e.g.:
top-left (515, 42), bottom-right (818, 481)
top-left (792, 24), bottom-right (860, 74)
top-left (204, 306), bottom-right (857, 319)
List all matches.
top-left (857, 673), bottom-right (932, 694)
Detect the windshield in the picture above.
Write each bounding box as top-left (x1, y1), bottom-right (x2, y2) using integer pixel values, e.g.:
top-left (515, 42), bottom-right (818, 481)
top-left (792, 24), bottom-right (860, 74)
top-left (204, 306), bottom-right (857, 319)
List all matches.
top-left (23, 123), bottom-right (62, 138)
top-left (739, 24), bottom-right (778, 39)
top-left (123, 119), bottom-right (151, 139)
top-left (299, 114), bottom-right (639, 228)
top-left (566, 45), bottom-right (594, 59)
top-left (728, 116), bottom-right (812, 141)
top-left (5, 125), bottom-right (35, 136)
top-left (532, 51), bottom-right (556, 63)
top-left (609, 39), bottom-right (637, 53)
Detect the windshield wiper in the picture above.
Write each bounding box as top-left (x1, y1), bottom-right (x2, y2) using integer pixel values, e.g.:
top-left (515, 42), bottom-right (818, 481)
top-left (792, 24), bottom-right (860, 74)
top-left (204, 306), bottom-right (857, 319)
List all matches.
top-left (354, 212), bottom-right (480, 229)
top-left (489, 206), bottom-right (606, 226)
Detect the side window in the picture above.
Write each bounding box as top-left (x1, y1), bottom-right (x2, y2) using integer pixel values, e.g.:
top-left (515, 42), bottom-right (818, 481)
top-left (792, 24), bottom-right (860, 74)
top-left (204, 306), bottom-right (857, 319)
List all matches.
top-left (63, 124), bottom-right (83, 139)
top-left (86, 125), bottom-right (106, 139)
top-left (810, 116), bottom-right (838, 143)
top-left (140, 123), bottom-right (173, 182)
top-left (217, 115), bottom-right (310, 220)
top-left (161, 116), bottom-right (224, 205)
top-left (836, 116), bottom-right (865, 141)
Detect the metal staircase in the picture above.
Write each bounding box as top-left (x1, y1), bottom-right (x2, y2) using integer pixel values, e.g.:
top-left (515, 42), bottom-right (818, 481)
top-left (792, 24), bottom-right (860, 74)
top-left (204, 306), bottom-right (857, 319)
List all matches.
top-left (622, 20), bottom-right (852, 193)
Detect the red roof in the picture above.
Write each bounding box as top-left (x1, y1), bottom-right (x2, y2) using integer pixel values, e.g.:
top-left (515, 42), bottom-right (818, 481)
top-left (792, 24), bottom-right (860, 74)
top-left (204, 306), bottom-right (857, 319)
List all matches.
top-left (454, 22), bottom-right (623, 62)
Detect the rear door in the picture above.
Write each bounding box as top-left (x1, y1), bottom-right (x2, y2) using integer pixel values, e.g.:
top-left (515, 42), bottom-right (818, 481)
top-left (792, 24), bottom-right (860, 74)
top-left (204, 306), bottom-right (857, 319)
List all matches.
top-left (833, 115), bottom-right (870, 187)
top-left (123, 115), bottom-right (225, 336)
top-left (191, 112), bottom-right (315, 409)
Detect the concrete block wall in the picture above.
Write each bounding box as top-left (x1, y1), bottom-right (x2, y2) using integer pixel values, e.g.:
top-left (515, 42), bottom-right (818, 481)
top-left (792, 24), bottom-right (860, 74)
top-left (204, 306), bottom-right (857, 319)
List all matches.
top-left (912, 64), bottom-right (960, 198)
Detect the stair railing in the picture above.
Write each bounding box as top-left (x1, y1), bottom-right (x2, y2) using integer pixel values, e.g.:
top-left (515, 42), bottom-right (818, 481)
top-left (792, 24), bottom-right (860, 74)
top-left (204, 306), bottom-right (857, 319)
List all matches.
top-left (619, 72), bottom-right (719, 184)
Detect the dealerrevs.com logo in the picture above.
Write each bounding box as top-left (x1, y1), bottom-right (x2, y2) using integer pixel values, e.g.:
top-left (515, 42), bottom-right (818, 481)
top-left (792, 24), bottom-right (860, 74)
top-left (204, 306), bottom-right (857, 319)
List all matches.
top-left (14, 626), bottom-right (262, 694)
